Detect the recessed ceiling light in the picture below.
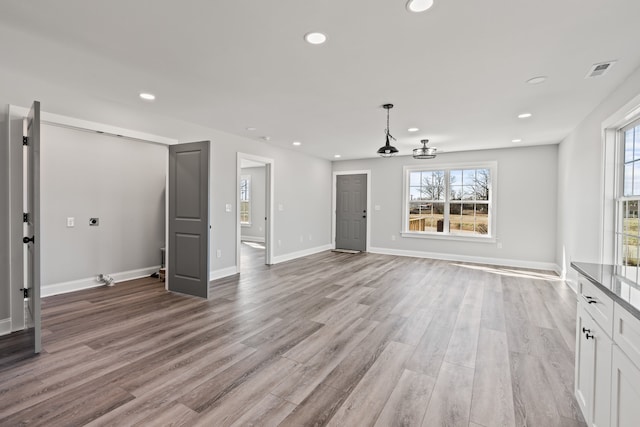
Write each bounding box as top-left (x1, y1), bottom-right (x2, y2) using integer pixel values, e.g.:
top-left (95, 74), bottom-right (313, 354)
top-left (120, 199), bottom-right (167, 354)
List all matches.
top-left (408, 127), bottom-right (420, 132)
top-left (527, 76), bottom-right (547, 85)
top-left (304, 32), bottom-right (327, 45)
top-left (406, 0), bottom-right (434, 13)
top-left (292, 141), bottom-right (302, 146)
top-left (246, 127), bottom-right (256, 131)
top-left (512, 138), bottom-right (522, 143)
top-left (518, 113), bottom-right (532, 119)
top-left (334, 154), bottom-right (341, 158)
top-left (139, 93), bottom-right (155, 101)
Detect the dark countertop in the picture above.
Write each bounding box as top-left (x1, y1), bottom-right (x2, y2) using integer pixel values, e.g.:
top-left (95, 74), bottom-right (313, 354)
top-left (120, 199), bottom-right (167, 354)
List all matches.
top-left (571, 262), bottom-right (640, 321)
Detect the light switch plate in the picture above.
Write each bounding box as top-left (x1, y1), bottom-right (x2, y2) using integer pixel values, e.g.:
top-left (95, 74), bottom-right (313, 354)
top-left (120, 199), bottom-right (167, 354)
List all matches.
top-left (225, 204), bottom-right (232, 212)
top-left (67, 217), bottom-right (75, 227)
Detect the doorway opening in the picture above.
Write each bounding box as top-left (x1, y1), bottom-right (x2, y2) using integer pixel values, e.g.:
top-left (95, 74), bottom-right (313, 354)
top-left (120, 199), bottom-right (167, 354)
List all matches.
top-left (237, 153), bottom-right (274, 273)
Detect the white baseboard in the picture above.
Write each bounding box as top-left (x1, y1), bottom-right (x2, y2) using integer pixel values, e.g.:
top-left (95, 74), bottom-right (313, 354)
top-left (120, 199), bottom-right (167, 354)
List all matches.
top-left (241, 236), bottom-right (265, 243)
top-left (368, 246), bottom-right (560, 273)
top-left (272, 244), bottom-right (333, 265)
top-left (210, 266), bottom-right (239, 281)
top-left (41, 266), bottom-right (160, 297)
top-left (0, 318), bottom-right (11, 337)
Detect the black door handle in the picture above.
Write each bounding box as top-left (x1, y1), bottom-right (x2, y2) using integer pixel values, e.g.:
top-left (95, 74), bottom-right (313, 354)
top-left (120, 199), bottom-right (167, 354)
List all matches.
top-left (362, 215), bottom-right (366, 218)
top-left (585, 333), bottom-right (594, 340)
top-left (23, 236), bottom-right (35, 244)
top-left (582, 327), bottom-right (591, 334)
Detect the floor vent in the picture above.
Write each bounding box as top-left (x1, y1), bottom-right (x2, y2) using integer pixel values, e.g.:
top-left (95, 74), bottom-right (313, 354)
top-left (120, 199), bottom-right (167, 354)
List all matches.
top-left (586, 61), bottom-right (616, 78)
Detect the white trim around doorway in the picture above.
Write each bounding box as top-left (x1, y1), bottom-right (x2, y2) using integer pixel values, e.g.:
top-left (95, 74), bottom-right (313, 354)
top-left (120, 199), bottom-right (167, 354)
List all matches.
top-left (236, 153), bottom-right (275, 272)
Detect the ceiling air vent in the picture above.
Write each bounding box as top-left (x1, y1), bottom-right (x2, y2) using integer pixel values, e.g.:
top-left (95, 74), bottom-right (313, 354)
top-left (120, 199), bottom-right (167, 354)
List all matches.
top-left (585, 61), bottom-right (616, 78)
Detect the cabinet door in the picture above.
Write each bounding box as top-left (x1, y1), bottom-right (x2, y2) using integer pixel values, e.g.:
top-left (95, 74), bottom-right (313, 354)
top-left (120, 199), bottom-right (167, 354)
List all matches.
top-left (576, 303), bottom-right (613, 427)
top-left (611, 346), bottom-right (640, 427)
top-left (576, 303), bottom-right (595, 424)
top-left (592, 318), bottom-right (612, 427)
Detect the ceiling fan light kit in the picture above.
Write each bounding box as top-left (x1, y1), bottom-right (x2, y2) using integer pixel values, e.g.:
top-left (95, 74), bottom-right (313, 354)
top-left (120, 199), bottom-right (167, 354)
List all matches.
top-left (412, 139), bottom-right (437, 159)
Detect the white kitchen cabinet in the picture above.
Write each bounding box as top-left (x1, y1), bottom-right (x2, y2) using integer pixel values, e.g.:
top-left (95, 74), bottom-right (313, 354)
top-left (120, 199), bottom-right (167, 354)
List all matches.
top-left (610, 345), bottom-right (640, 427)
top-left (575, 302), bottom-right (612, 427)
top-left (572, 264), bottom-right (640, 427)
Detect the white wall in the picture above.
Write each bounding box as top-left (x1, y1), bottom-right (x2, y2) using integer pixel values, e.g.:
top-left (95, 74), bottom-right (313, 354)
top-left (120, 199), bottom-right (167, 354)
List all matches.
top-left (558, 65), bottom-right (640, 285)
top-left (333, 144), bottom-right (559, 270)
top-left (40, 124), bottom-right (167, 291)
top-left (210, 137), bottom-right (332, 273)
top-left (240, 166), bottom-right (266, 242)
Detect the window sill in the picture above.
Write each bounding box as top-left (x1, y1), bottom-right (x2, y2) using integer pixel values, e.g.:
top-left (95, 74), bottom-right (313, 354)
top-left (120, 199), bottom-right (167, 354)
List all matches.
top-left (400, 231), bottom-right (496, 243)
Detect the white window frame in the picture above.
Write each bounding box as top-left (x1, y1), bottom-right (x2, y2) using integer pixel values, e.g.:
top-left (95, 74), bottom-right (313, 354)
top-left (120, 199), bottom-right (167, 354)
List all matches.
top-left (240, 174), bottom-right (251, 225)
top-left (614, 118), bottom-right (640, 282)
top-left (401, 161), bottom-right (497, 242)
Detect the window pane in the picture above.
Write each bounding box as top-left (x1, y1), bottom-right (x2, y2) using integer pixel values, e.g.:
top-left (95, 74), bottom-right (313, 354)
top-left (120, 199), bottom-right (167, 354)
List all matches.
top-left (634, 162), bottom-right (640, 196)
top-left (462, 185), bottom-right (475, 200)
top-left (625, 163), bottom-right (634, 196)
top-left (476, 203), bottom-right (489, 234)
top-left (409, 186), bottom-right (424, 201)
top-left (416, 170), bottom-right (445, 200)
top-left (450, 170), bottom-right (462, 186)
top-left (622, 200), bottom-right (639, 266)
top-left (410, 171), bottom-right (422, 186)
top-left (462, 169), bottom-right (475, 185)
top-left (409, 202), bottom-right (444, 232)
top-left (625, 128), bottom-right (634, 162)
top-left (449, 203), bottom-right (462, 232)
top-left (475, 169), bottom-right (490, 200)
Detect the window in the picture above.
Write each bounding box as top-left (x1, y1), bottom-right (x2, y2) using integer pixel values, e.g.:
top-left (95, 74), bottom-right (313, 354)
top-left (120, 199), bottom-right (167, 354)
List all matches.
top-left (403, 163), bottom-right (495, 239)
top-left (240, 175), bottom-right (251, 225)
top-left (616, 119), bottom-right (640, 274)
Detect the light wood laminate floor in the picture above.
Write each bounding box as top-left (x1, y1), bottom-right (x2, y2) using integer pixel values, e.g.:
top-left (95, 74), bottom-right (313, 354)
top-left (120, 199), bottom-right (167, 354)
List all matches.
top-left (0, 245), bottom-right (586, 426)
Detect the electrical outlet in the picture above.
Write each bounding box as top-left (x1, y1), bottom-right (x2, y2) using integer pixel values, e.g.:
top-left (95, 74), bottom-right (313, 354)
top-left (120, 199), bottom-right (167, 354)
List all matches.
top-left (497, 242), bottom-right (503, 249)
top-left (309, 234), bottom-right (313, 241)
top-left (391, 235), bottom-right (396, 241)
top-left (67, 217), bottom-right (75, 227)
top-left (225, 204), bottom-right (232, 212)
top-left (375, 205), bottom-right (381, 211)
top-left (216, 249), bottom-right (222, 258)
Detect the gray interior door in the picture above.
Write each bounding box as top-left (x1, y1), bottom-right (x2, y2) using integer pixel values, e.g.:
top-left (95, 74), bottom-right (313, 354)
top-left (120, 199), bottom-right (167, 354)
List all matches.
top-left (24, 101), bottom-right (41, 354)
top-left (168, 141), bottom-right (210, 298)
top-left (336, 174), bottom-right (367, 252)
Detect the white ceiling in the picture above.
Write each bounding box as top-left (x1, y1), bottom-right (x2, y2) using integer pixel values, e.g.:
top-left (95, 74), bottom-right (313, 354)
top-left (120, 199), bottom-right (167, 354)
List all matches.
top-left (1, 0), bottom-right (640, 160)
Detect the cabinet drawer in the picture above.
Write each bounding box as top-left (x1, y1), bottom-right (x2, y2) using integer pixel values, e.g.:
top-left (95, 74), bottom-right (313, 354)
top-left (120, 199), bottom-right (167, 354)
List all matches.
top-left (580, 278), bottom-right (614, 337)
top-left (614, 303), bottom-right (640, 370)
